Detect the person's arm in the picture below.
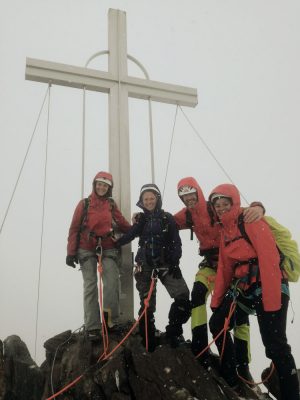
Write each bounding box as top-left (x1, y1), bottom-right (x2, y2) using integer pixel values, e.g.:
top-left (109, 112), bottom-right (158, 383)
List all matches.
top-left (244, 220), bottom-right (282, 311)
top-left (67, 200), bottom-right (85, 256)
top-left (113, 204), bottom-right (131, 232)
top-left (173, 208), bottom-right (189, 230)
top-left (116, 217), bottom-right (144, 247)
top-left (243, 201), bottom-right (265, 223)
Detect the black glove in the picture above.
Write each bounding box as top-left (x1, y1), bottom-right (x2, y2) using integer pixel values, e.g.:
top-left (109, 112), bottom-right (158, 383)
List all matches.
top-left (168, 264), bottom-right (182, 279)
top-left (66, 255), bottom-right (78, 268)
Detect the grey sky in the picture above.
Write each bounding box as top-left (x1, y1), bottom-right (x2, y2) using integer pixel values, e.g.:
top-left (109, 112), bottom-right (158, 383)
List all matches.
top-left (0, 0), bottom-right (299, 380)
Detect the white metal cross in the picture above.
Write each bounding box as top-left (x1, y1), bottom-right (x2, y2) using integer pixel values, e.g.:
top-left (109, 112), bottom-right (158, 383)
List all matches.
top-left (25, 8), bottom-right (198, 320)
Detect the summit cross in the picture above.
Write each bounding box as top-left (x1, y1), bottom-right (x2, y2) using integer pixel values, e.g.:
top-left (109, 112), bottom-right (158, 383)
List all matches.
top-left (25, 8), bottom-right (198, 320)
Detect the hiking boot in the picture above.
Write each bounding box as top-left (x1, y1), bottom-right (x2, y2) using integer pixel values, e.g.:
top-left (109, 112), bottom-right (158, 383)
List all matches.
top-left (237, 364), bottom-right (255, 386)
top-left (166, 334), bottom-right (185, 348)
top-left (198, 350), bottom-right (220, 373)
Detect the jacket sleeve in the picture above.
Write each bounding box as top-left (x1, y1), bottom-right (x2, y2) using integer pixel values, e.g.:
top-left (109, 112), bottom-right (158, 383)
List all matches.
top-left (173, 208), bottom-right (188, 230)
top-left (113, 204), bottom-right (131, 232)
top-left (166, 213), bottom-right (182, 265)
top-left (211, 238), bottom-right (234, 309)
top-left (67, 200), bottom-right (85, 256)
top-left (116, 218), bottom-right (144, 247)
top-left (244, 219), bottom-right (281, 311)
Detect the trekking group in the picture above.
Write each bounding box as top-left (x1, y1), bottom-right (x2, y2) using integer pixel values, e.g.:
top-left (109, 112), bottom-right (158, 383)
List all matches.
top-left (66, 171), bottom-right (300, 400)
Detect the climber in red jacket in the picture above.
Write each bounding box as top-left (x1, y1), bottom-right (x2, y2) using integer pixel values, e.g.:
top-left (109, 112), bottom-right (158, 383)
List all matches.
top-left (66, 171), bottom-right (131, 339)
top-left (209, 183), bottom-right (299, 399)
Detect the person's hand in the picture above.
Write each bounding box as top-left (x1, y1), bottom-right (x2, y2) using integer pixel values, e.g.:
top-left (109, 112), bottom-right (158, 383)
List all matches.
top-left (66, 255), bottom-right (78, 268)
top-left (131, 212), bottom-right (141, 224)
top-left (168, 264), bottom-right (182, 279)
top-left (243, 205), bottom-right (264, 223)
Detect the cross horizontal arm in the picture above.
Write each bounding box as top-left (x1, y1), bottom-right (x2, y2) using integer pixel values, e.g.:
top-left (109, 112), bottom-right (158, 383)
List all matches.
top-left (25, 58), bottom-right (198, 107)
top-left (25, 58), bottom-right (114, 93)
top-left (126, 76), bottom-right (197, 107)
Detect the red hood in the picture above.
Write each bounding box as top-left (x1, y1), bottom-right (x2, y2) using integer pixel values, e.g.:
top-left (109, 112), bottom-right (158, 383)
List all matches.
top-left (92, 171), bottom-right (113, 198)
top-left (177, 177), bottom-right (206, 207)
top-left (209, 183), bottom-right (241, 224)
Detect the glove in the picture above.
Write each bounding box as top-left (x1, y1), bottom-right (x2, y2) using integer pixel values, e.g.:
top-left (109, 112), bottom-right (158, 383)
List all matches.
top-left (168, 264), bottom-right (182, 279)
top-left (66, 255), bottom-right (78, 268)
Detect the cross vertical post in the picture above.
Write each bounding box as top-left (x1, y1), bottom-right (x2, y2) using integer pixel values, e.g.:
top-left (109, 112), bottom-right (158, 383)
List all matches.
top-left (108, 9), bottom-right (133, 320)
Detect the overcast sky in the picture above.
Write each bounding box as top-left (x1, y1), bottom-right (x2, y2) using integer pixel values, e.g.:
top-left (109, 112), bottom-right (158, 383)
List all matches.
top-left (0, 0), bottom-right (299, 382)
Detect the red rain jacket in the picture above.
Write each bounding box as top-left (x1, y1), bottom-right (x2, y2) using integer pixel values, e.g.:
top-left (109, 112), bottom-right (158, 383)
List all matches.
top-left (209, 184), bottom-right (282, 312)
top-left (67, 172), bottom-right (131, 255)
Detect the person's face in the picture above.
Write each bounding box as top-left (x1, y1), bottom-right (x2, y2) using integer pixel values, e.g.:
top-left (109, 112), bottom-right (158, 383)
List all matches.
top-left (213, 197), bottom-right (232, 218)
top-left (182, 193), bottom-right (198, 209)
top-left (95, 181), bottom-right (110, 197)
top-left (142, 191), bottom-right (158, 211)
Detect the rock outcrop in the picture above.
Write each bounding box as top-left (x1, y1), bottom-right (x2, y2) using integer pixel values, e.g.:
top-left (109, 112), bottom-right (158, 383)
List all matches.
top-left (0, 323), bottom-right (282, 400)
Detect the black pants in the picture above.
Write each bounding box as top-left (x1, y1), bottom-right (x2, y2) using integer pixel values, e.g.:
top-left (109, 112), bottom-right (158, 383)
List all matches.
top-left (135, 263), bottom-right (190, 346)
top-left (209, 287), bottom-right (299, 400)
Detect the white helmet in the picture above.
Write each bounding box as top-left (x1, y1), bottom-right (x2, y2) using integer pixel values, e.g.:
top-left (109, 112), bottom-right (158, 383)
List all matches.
top-left (178, 185), bottom-right (197, 197)
top-left (210, 193), bottom-right (231, 203)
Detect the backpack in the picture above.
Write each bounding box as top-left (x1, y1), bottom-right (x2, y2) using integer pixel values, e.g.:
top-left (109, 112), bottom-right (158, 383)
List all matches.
top-left (238, 214), bottom-right (300, 283)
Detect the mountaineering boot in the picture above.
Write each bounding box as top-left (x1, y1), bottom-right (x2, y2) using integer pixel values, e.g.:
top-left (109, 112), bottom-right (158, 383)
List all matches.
top-left (198, 349), bottom-right (220, 372)
top-left (165, 298), bottom-right (191, 348)
top-left (166, 333), bottom-right (185, 348)
top-left (237, 364), bottom-right (255, 386)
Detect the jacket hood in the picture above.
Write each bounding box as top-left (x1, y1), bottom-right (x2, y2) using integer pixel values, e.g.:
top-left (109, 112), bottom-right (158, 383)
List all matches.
top-left (177, 177), bottom-right (206, 207)
top-left (209, 183), bottom-right (240, 223)
top-left (92, 171), bottom-right (113, 198)
top-left (136, 183), bottom-right (162, 212)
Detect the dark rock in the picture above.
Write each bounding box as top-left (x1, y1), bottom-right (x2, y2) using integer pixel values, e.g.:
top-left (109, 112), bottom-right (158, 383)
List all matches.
top-left (3, 335), bottom-right (44, 400)
top-left (1, 324), bottom-right (281, 400)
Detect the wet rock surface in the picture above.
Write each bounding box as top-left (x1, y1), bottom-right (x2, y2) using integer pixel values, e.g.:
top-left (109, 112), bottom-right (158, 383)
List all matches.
top-left (0, 323), bottom-right (290, 400)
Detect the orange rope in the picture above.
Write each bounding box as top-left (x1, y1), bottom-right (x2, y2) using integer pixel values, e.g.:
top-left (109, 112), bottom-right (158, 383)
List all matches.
top-left (46, 375), bottom-right (83, 400)
top-left (238, 362), bottom-right (275, 386)
top-left (97, 255), bottom-right (109, 357)
top-left (220, 301), bottom-right (236, 360)
top-left (195, 300), bottom-right (236, 359)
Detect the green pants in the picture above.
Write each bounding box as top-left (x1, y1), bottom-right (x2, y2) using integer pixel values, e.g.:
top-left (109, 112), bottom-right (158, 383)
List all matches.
top-left (191, 264), bottom-right (251, 366)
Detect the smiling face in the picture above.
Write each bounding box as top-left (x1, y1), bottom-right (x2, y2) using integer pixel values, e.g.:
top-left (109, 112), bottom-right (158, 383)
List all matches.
top-left (213, 197), bottom-right (232, 218)
top-left (182, 193), bottom-right (198, 209)
top-left (95, 181), bottom-right (110, 197)
top-left (142, 191), bottom-right (158, 211)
